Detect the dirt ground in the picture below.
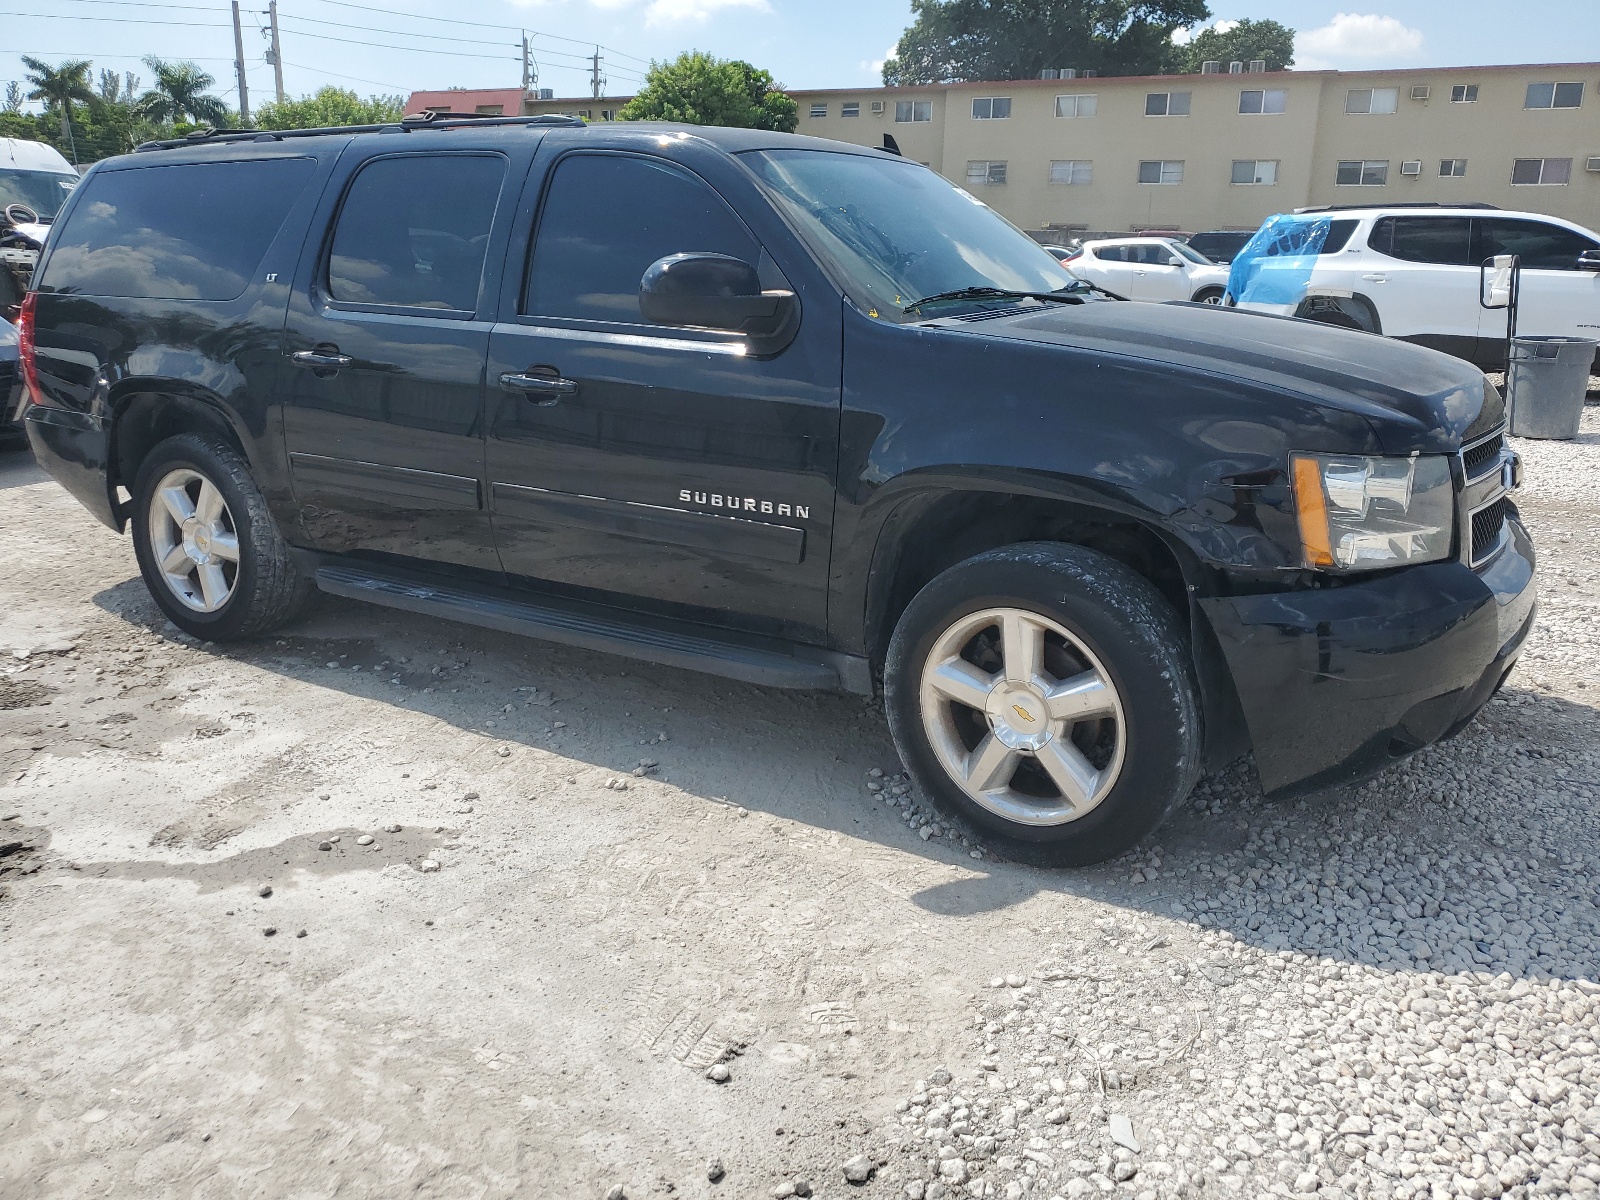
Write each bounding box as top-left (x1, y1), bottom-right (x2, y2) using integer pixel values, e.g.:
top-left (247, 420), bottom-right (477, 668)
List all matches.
top-left (0, 407), bottom-right (1596, 1199)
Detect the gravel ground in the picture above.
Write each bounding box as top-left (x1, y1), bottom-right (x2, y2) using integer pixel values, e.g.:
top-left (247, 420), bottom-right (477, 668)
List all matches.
top-left (1, 402), bottom-right (1598, 1200)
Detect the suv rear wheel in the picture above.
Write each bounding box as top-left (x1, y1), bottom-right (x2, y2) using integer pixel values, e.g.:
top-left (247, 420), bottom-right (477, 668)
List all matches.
top-left (885, 542), bottom-right (1201, 866)
top-left (130, 433), bottom-right (311, 640)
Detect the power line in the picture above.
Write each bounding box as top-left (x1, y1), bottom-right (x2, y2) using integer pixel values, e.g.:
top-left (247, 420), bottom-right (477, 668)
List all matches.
top-left (0, 9), bottom-right (230, 24)
top-left (279, 58), bottom-right (404, 91)
top-left (295, 0), bottom-right (652, 64)
top-left (270, 28), bottom-right (516, 60)
top-left (273, 11), bottom-right (516, 49)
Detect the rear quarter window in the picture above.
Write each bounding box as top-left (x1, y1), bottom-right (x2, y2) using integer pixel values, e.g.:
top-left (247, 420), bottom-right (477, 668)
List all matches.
top-left (40, 157), bottom-right (317, 301)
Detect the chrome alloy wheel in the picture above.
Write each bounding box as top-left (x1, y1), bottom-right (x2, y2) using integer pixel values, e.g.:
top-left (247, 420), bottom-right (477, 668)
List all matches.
top-left (147, 468), bottom-right (240, 613)
top-left (918, 607), bottom-right (1126, 827)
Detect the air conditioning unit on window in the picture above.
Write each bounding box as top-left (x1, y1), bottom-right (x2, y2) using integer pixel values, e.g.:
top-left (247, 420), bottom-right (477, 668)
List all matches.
top-left (1248, 60), bottom-right (1266, 73)
top-left (1586, 156), bottom-right (1600, 172)
top-left (1400, 160), bottom-right (1423, 176)
top-left (1059, 68), bottom-right (1076, 79)
top-left (870, 100), bottom-right (885, 114)
top-left (1039, 69), bottom-right (1058, 79)
top-left (1228, 61), bottom-right (1244, 73)
top-left (1200, 60), bottom-right (1221, 74)
top-left (1410, 85), bottom-right (1432, 101)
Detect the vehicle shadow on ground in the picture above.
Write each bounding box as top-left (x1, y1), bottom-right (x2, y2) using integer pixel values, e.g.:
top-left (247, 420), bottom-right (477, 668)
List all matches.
top-left (88, 577), bottom-right (1600, 986)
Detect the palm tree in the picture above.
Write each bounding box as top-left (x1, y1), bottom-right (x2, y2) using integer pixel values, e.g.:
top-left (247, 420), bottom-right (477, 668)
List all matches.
top-left (138, 57), bottom-right (229, 126)
top-left (21, 57), bottom-right (94, 162)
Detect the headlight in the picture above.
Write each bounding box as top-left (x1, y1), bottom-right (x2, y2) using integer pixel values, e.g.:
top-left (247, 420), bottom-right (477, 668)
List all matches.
top-left (1290, 453), bottom-right (1454, 570)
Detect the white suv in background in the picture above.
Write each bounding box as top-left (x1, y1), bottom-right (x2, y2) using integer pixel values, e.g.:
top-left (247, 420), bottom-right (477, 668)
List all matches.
top-left (1061, 237), bottom-right (1231, 304)
top-left (1229, 204), bottom-right (1600, 369)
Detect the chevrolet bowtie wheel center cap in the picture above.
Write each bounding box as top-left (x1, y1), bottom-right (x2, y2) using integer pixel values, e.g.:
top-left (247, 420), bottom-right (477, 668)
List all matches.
top-left (985, 683), bottom-right (1053, 752)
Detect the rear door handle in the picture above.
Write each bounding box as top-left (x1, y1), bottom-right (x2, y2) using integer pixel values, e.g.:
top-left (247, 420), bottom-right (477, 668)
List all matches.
top-left (500, 372), bottom-right (577, 405)
top-left (1361, 274), bottom-right (1388, 283)
top-left (292, 348), bottom-right (354, 369)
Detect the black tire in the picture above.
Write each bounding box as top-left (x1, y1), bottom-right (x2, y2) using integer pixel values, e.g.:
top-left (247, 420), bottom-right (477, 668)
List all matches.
top-left (884, 542), bottom-right (1202, 867)
top-left (130, 433), bottom-right (312, 640)
top-left (1191, 287), bottom-right (1225, 305)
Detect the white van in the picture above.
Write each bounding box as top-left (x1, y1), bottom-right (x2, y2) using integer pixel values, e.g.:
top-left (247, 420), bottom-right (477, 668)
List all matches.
top-left (1228, 205), bottom-right (1600, 369)
top-left (1, 138), bottom-right (80, 313)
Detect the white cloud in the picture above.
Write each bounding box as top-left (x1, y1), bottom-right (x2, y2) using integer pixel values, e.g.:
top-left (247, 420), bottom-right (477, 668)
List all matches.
top-left (642, 0), bottom-right (766, 22)
top-left (862, 42), bottom-right (899, 75)
top-left (1170, 18), bottom-right (1238, 46)
top-left (1297, 12), bottom-right (1424, 70)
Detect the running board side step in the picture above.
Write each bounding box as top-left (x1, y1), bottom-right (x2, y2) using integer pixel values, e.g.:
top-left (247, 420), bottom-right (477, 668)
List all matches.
top-left (314, 564), bottom-right (870, 694)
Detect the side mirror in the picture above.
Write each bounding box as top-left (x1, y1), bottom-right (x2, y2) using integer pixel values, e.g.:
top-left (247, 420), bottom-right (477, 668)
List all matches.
top-left (1165, 255), bottom-right (1184, 268)
top-left (639, 253), bottom-right (799, 355)
top-left (1578, 249), bottom-right (1600, 272)
top-left (1481, 253), bottom-right (1517, 310)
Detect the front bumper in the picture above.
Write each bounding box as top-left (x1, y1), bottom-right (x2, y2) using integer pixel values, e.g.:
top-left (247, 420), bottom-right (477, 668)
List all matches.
top-left (25, 405), bottom-right (120, 530)
top-left (1201, 510), bottom-right (1536, 795)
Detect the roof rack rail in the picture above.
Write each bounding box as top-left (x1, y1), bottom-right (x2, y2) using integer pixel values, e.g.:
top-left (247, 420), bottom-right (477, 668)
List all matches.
top-left (134, 112), bottom-right (584, 153)
top-left (1292, 201), bottom-right (1500, 213)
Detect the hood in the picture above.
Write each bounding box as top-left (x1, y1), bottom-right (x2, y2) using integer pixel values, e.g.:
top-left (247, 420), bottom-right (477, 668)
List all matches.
top-left (943, 299), bottom-right (1497, 452)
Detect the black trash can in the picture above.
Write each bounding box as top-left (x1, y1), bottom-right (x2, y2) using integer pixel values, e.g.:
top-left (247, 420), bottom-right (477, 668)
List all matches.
top-left (1507, 335), bottom-right (1596, 439)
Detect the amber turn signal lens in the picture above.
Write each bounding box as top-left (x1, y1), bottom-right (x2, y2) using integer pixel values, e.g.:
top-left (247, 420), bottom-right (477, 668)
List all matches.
top-left (1291, 454), bottom-right (1335, 569)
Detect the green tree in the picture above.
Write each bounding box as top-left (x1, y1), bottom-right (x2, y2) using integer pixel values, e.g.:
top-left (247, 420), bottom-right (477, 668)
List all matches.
top-left (21, 57), bottom-right (95, 161)
top-left (618, 51), bottom-right (798, 133)
top-left (1177, 17), bottom-right (1294, 72)
top-left (138, 57), bottom-right (229, 126)
top-left (3, 82), bottom-right (23, 115)
top-left (253, 87), bottom-right (404, 131)
top-left (882, 0), bottom-right (1210, 85)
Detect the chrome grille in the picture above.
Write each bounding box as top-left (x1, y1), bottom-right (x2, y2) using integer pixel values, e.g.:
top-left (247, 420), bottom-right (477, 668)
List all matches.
top-left (1461, 428), bottom-right (1505, 479)
top-left (1470, 496), bottom-right (1508, 565)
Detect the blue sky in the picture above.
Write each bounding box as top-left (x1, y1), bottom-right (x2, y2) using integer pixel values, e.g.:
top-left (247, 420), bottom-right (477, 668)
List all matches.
top-left (5, 0), bottom-right (1600, 109)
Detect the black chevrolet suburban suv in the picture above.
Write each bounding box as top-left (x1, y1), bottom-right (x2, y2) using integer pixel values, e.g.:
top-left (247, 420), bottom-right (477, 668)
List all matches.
top-left (18, 115), bottom-right (1535, 865)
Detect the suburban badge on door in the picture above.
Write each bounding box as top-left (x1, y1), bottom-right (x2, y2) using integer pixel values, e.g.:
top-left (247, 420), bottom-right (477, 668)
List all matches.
top-left (679, 490), bottom-right (810, 519)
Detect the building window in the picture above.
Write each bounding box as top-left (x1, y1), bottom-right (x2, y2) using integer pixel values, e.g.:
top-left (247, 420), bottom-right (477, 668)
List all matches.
top-left (971, 96), bottom-right (1012, 120)
top-left (599, 109), bottom-right (615, 121)
top-left (1238, 88), bottom-right (1287, 114)
top-left (1525, 82), bottom-right (1584, 109)
top-left (1054, 94), bottom-right (1098, 118)
top-left (966, 160), bottom-right (1007, 185)
top-left (1049, 160), bottom-right (1092, 185)
top-left (1439, 158), bottom-right (1468, 177)
top-left (1336, 160), bottom-right (1389, 185)
top-left (1345, 87), bottom-right (1399, 115)
top-left (1449, 84), bottom-right (1479, 103)
top-left (1511, 158), bottom-right (1572, 185)
top-left (841, 102), bottom-right (859, 117)
top-left (809, 103), bottom-right (827, 118)
top-left (1145, 91), bottom-right (1191, 116)
top-left (1231, 159), bottom-right (1278, 185)
top-left (895, 100), bottom-right (932, 123)
top-left (1137, 160), bottom-right (1184, 184)
top-left (474, 104), bottom-right (504, 115)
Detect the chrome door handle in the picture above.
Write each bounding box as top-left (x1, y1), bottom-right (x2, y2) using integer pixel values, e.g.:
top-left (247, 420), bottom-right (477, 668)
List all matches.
top-left (500, 372), bottom-right (577, 404)
top-left (292, 349), bottom-right (354, 369)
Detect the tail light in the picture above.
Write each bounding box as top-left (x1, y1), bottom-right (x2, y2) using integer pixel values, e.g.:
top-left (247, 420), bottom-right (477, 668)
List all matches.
top-left (16, 291), bottom-right (40, 405)
top-left (1061, 250), bottom-right (1082, 262)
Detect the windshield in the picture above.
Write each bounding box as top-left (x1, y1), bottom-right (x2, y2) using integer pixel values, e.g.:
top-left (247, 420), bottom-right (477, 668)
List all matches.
top-left (0, 168), bottom-right (77, 221)
top-left (740, 149), bottom-right (1079, 321)
top-left (1172, 242), bottom-right (1211, 265)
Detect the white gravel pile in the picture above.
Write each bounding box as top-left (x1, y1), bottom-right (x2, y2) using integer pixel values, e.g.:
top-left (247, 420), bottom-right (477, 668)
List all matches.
top-left (869, 410), bottom-right (1600, 1200)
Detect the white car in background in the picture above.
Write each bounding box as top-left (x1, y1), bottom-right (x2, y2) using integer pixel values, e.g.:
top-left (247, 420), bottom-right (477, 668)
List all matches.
top-left (1059, 237), bottom-right (1230, 304)
top-left (1227, 205), bottom-right (1600, 370)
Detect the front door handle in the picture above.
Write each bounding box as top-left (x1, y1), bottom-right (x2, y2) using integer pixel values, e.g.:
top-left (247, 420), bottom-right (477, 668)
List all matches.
top-left (292, 347), bottom-right (354, 369)
top-left (500, 371), bottom-right (577, 405)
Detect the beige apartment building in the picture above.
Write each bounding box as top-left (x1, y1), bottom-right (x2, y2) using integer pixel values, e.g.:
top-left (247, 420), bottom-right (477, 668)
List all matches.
top-left (417, 61), bottom-right (1600, 236)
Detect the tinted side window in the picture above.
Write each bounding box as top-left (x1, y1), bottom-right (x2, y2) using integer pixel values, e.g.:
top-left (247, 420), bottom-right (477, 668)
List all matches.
top-left (328, 154), bottom-right (506, 311)
top-left (1474, 218), bottom-right (1599, 270)
top-left (1095, 246), bottom-right (1126, 262)
top-left (1320, 220), bottom-right (1359, 254)
top-left (1369, 216), bottom-right (1473, 265)
top-left (40, 157), bottom-right (315, 300)
top-left (525, 154), bottom-right (759, 324)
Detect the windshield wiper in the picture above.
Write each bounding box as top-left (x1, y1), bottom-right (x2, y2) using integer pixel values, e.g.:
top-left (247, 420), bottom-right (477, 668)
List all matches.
top-left (904, 284), bottom-right (1114, 314)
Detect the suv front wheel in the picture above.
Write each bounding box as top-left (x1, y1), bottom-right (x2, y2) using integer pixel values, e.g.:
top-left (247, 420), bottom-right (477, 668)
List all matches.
top-left (885, 542), bottom-right (1201, 867)
top-left (130, 433), bottom-right (311, 640)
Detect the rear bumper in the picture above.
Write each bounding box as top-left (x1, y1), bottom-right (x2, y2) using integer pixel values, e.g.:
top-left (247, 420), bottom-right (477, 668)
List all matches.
top-left (25, 405), bottom-right (121, 531)
top-left (1201, 511), bottom-right (1536, 795)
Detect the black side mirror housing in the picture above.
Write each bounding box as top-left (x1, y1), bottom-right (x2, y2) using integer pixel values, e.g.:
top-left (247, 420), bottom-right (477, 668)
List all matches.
top-left (1577, 249), bottom-right (1600, 272)
top-left (639, 253), bottom-right (799, 355)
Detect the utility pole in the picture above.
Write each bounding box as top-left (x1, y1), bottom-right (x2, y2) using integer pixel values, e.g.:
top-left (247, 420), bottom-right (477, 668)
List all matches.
top-left (590, 47), bottom-right (603, 100)
top-left (521, 33), bottom-right (531, 97)
top-left (231, 0), bottom-right (251, 125)
top-left (268, 0), bottom-right (285, 105)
